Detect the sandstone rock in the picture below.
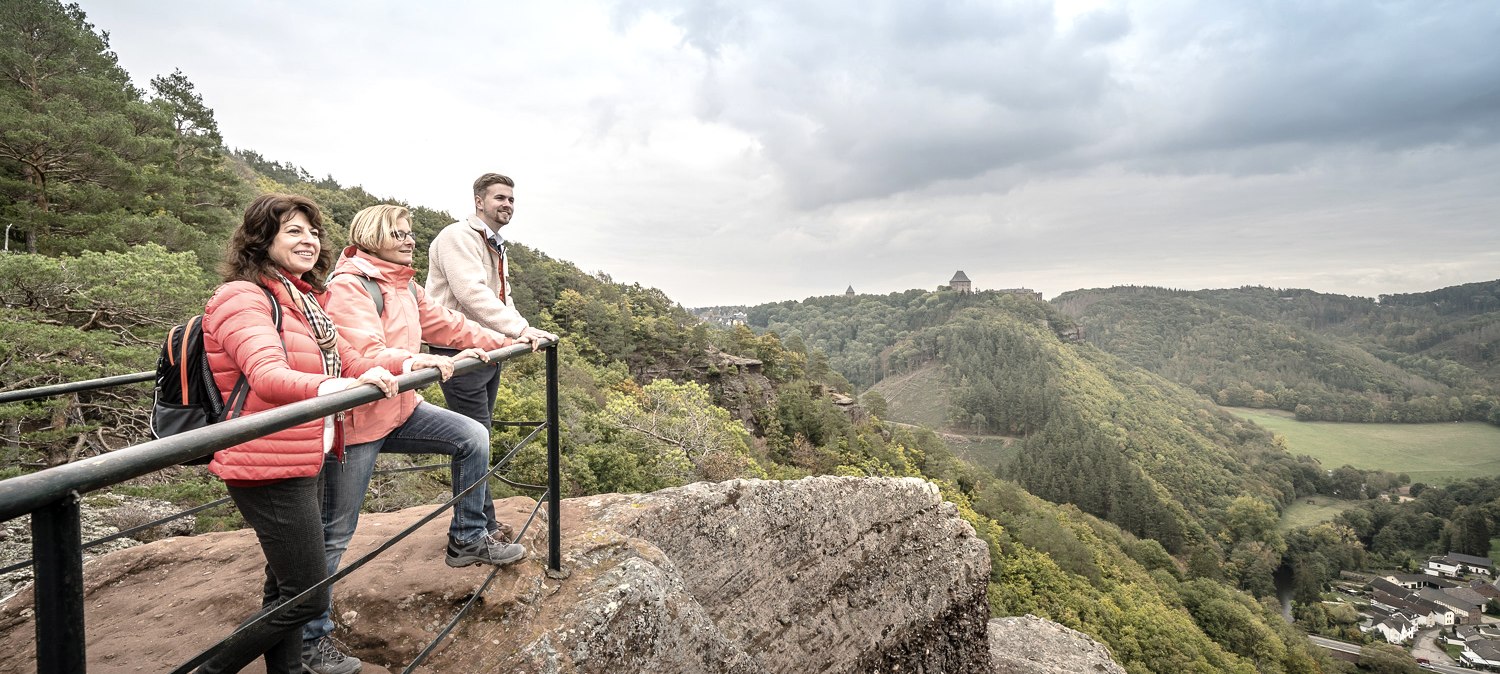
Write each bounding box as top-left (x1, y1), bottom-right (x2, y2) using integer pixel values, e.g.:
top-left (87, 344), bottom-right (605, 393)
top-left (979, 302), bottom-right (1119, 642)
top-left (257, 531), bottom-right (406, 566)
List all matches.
top-left (0, 477), bottom-right (991, 673)
top-left (988, 615), bottom-right (1127, 674)
top-left (0, 493), bottom-right (193, 602)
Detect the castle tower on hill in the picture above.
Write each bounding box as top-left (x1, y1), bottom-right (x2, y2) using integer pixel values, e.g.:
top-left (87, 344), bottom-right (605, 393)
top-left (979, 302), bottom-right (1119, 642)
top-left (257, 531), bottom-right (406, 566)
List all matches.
top-left (845, 285), bottom-right (855, 296)
top-left (949, 271), bottom-right (972, 294)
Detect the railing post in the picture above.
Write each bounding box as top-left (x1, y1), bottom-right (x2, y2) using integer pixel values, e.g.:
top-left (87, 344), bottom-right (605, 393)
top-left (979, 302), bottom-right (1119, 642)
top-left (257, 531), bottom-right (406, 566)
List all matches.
top-left (545, 344), bottom-right (563, 575)
top-left (33, 491), bottom-right (86, 673)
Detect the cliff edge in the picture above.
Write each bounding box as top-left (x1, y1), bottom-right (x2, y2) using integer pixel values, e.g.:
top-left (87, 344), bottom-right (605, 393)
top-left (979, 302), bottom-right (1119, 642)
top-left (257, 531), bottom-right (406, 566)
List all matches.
top-left (0, 476), bottom-right (1122, 673)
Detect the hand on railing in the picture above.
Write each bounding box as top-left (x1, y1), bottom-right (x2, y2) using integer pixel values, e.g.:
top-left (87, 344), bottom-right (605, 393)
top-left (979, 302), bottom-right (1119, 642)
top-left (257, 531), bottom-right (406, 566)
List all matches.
top-left (345, 367), bottom-right (399, 398)
top-left (450, 348), bottom-right (492, 364)
top-left (408, 354), bottom-right (458, 381)
top-left (516, 326), bottom-right (558, 352)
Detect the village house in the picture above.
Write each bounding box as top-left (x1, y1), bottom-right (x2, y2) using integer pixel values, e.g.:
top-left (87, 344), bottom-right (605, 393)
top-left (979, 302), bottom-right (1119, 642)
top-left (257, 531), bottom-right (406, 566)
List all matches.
top-left (1384, 573), bottom-right (1456, 590)
top-left (1360, 606), bottom-right (1417, 644)
top-left (1452, 625), bottom-right (1500, 645)
top-left (1471, 579), bottom-right (1500, 602)
top-left (1426, 552), bottom-right (1496, 579)
top-left (1370, 579), bottom-right (1454, 627)
top-left (1418, 587), bottom-right (1484, 625)
top-left (1462, 639), bottom-right (1500, 670)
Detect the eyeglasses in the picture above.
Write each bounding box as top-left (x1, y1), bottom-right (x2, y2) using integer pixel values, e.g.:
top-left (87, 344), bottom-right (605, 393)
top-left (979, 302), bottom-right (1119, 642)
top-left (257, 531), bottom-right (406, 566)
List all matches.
top-left (389, 230), bottom-right (416, 242)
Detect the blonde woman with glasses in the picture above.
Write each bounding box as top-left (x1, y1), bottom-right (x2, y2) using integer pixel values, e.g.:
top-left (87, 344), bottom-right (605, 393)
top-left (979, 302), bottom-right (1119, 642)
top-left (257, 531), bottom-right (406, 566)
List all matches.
top-left (302, 204), bottom-right (520, 674)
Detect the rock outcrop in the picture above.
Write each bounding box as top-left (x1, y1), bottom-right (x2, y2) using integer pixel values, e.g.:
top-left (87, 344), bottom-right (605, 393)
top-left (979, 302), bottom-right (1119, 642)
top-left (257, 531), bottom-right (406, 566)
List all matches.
top-left (0, 493), bottom-right (193, 601)
top-left (642, 346), bottom-right (777, 434)
top-left (0, 476), bottom-right (1123, 673)
top-left (988, 615), bottom-right (1127, 674)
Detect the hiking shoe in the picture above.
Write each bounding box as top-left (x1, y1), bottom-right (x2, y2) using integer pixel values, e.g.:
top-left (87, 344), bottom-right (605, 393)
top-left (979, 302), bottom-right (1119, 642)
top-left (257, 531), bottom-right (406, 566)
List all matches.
top-left (489, 521), bottom-right (515, 543)
top-left (302, 635), bottom-right (361, 674)
top-left (446, 534), bottom-right (527, 568)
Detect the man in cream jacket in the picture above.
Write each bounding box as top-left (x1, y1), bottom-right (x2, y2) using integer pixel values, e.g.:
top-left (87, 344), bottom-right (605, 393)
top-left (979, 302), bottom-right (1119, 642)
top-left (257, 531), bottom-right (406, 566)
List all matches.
top-left (425, 172), bottom-right (557, 431)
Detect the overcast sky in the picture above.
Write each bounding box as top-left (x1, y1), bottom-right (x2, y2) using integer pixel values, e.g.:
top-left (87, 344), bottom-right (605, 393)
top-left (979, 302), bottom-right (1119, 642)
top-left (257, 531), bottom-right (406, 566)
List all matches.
top-left (82, 0), bottom-right (1500, 307)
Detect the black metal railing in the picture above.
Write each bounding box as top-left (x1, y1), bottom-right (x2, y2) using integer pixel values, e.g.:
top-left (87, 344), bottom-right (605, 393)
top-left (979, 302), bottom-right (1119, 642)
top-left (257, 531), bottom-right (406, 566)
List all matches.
top-left (0, 341), bottom-right (564, 673)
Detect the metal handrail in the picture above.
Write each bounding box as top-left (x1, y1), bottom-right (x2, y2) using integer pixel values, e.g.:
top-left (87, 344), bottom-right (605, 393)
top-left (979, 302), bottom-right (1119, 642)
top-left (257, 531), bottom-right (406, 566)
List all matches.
top-left (0, 340), bottom-right (565, 673)
top-left (0, 341), bottom-right (538, 522)
top-left (0, 371), bottom-right (155, 405)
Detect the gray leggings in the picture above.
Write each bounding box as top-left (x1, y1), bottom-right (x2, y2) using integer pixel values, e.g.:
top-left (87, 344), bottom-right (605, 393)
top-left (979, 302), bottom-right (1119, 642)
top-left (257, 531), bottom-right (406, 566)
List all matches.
top-left (197, 476), bottom-right (327, 674)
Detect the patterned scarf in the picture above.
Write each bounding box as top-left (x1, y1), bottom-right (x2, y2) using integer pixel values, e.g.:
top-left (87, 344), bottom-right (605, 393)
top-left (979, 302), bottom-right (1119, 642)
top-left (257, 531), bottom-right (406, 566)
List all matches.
top-left (275, 273), bottom-right (342, 378)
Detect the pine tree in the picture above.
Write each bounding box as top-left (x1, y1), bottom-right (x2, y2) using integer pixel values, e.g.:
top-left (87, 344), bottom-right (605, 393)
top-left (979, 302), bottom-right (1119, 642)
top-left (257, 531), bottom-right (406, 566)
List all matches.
top-left (0, 0), bottom-right (161, 253)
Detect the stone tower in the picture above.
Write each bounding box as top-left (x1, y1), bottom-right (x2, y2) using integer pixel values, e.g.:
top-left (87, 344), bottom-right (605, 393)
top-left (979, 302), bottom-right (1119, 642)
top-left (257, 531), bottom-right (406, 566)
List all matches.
top-left (949, 271), bottom-right (972, 294)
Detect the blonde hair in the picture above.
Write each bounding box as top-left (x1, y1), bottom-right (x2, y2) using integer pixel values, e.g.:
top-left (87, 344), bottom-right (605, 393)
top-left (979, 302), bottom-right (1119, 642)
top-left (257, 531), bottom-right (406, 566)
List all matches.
top-left (348, 204), bottom-right (411, 254)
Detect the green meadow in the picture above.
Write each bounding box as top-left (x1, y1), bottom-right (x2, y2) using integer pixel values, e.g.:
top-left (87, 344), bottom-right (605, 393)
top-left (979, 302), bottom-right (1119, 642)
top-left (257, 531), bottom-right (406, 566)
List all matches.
top-left (945, 436), bottom-right (1020, 471)
top-left (1227, 407), bottom-right (1500, 484)
top-left (1279, 495), bottom-right (1363, 532)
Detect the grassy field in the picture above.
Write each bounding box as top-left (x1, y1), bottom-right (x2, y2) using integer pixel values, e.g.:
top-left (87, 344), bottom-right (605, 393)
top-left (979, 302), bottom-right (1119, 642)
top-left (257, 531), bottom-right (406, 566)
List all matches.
top-left (944, 435), bottom-right (1019, 471)
top-left (870, 366), bottom-right (1023, 470)
top-left (869, 365), bottom-right (952, 430)
top-left (1226, 407), bottom-right (1500, 484)
top-left (1279, 495), bottom-right (1363, 532)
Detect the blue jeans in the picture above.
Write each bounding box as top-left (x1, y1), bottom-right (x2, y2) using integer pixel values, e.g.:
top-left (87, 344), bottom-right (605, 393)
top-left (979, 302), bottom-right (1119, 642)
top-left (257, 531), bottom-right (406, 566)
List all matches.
top-left (302, 401), bottom-right (497, 643)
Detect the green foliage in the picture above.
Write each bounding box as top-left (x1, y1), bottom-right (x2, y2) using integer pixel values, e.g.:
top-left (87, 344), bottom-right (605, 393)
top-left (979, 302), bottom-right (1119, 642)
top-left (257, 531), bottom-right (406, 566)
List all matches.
top-left (976, 481), bottom-right (1331, 674)
top-left (0, 245), bottom-right (210, 464)
top-left (743, 278), bottom-right (1343, 579)
top-left (1357, 642), bottom-right (1420, 674)
top-left (1052, 285), bottom-right (1500, 426)
top-left (0, 1), bottom-right (242, 263)
top-left (1446, 506), bottom-right (1491, 557)
top-left (592, 379), bottom-right (759, 485)
top-left (860, 390), bottom-right (889, 419)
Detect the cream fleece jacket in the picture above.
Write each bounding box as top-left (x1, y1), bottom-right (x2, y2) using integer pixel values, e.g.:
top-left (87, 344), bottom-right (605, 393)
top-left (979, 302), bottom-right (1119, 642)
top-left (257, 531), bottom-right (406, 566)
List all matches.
top-left (424, 215), bottom-right (531, 338)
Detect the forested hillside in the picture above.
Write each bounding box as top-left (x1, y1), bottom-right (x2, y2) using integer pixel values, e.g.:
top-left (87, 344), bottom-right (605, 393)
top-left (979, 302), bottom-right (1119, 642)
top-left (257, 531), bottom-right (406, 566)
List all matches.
top-left (0, 2), bottom-right (1361, 671)
top-left (749, 290), bottom-right (1332, 560)
top-left (738, 283), bottom-right (1500, 657)
top-left (1052, 285), bottom-right (1500, 425)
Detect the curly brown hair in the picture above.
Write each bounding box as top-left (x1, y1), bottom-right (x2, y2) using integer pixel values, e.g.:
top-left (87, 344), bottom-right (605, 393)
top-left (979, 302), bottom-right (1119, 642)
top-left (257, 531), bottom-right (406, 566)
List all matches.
top-left (220, 193), bottom-right (335, 292)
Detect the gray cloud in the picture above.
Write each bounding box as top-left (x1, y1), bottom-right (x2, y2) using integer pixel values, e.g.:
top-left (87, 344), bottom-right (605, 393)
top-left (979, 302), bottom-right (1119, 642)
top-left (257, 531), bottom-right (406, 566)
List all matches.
top-left (611, 0), bottom-right (1500, 208)
top-left (78, 0), bottom-right (1500, 307)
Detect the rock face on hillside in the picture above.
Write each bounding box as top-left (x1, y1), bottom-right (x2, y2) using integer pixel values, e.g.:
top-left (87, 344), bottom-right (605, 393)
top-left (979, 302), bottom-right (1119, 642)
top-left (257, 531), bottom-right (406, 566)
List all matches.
top-left (988, 615), bottom-right (1127, 674)
top-left (0, 477), bottom-right (1122, 673)
top-left (643, 346), bottom-right (777, 434)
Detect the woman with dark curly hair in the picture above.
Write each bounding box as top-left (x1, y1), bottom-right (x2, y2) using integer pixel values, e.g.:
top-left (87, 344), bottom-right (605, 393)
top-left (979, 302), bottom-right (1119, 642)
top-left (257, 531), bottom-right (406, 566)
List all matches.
top-left (193, 193), bottom-right (411, 674)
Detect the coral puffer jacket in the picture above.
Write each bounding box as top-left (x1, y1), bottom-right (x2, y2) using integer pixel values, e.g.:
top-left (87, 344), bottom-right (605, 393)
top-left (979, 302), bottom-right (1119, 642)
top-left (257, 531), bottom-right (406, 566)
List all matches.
top-left (203, 278), bottom-right (408, 482)
top-left (325, 247), bottom-right (512, 444)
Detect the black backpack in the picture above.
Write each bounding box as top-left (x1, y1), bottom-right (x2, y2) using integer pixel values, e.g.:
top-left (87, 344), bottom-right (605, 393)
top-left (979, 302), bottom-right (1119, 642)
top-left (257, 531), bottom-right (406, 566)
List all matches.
top-left (151, 286), bottom-right (282, 462)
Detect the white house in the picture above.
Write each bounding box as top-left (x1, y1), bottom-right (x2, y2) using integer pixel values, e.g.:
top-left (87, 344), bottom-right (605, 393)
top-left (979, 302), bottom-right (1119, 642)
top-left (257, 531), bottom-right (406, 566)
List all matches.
top-left (1461, 639), bottom-right (1500, 670)
top-left (1427, 552), bottom-right (1496, 578)
top-left (1385, 573), bottom-right (1456, 590)
top-left (1427, 556), bottom-right (1464, 578)
top-left (1362, 611), bottom-right (1417, 644)
top-left (1372, 589), bottom-right (1453, 627)
top-left (1420, 588), bottom-right (1484, 624)
top-left (1453, 625), bottom-right (1500, 644)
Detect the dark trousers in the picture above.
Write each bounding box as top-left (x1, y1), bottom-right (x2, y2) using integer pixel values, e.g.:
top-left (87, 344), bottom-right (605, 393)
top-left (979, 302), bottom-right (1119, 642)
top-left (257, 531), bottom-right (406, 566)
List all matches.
top-left (197, 476), bottom-right (327, 674)
top-left (429, 346), bottom-right (502, 430)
